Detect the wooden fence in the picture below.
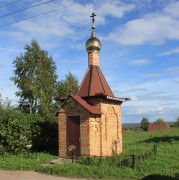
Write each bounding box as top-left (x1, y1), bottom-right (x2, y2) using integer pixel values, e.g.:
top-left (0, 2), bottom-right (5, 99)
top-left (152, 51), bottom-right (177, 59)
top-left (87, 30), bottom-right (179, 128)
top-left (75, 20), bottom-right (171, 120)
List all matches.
top-left (131, 144), bottom-right (157, 168)
top-left (71, 144), bottom-right (158, 169)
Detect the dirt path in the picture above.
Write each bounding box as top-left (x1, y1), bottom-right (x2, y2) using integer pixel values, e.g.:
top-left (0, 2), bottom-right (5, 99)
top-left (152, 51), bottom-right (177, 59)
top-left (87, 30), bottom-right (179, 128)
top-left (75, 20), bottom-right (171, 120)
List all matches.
top-left (0, 170), bottom-right (84, 180)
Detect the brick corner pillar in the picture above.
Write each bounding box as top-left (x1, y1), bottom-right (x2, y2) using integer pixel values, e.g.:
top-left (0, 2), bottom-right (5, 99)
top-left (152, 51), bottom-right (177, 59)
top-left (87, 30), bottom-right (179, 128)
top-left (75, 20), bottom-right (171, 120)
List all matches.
top-left (58, 109), bottom-right (66, 158)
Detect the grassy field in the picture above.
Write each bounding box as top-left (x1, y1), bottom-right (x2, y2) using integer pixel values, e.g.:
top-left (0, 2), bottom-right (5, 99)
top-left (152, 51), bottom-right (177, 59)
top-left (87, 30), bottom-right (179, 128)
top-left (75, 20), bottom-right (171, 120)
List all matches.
top-left (0, 128), bottom-right (179, 179)
top-left (0, 152), bottom-right (56, 170)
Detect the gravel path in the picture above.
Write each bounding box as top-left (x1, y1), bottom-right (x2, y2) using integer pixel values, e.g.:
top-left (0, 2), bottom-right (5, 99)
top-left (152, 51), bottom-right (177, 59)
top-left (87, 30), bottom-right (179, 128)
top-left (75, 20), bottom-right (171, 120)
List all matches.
top-left (0, 170), bottom-right (83, 180)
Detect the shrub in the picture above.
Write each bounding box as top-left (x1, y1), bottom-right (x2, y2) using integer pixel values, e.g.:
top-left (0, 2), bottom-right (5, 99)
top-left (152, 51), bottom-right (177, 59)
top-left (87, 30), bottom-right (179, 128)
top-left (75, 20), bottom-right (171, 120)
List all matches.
top-left (32, 119), bottom-right (58, 153)
top-left (132, 125), bottom-right (141, 131)
top-left (0, 108), bottom-right (42, 152)
top-left (0, 109), bottom-right (34, 151)
top-left (0, 107), bottom-right (58, 153)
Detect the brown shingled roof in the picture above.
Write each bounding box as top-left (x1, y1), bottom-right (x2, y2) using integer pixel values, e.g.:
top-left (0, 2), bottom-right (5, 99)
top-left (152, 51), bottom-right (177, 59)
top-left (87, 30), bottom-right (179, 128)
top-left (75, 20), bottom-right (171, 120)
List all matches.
top-left (77, 66), bottom-right (114, 97)
top-left (71, 95), bottom-right (102, 115)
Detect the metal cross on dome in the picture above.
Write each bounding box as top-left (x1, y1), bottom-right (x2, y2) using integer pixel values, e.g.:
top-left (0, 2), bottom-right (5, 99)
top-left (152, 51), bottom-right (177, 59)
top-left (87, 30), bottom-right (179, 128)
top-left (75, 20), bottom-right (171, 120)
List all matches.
top-left (90, 12), bottom-right (96, 24)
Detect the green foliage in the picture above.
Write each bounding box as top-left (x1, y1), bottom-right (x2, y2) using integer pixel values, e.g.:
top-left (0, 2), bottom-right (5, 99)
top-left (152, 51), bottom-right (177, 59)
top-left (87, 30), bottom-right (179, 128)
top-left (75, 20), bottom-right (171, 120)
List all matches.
top-left (153, 118), bottom-right (166, 124)
top-left (11, 39), bottom-right (57, 119)
top-left (174, 117), bottom-right (179, 127)
top-left (0, 100), bottom-right (58, 153)
top-left (32, 120), bottom-right (58, 153)
top-left (140, 117), bottom-right (150, 131)
top-left (0, 108), bottom-right (41, 152)
top-left (56, 71), bottom-right (79, 99)
top-left (132, 125), bottom-right (142, 131)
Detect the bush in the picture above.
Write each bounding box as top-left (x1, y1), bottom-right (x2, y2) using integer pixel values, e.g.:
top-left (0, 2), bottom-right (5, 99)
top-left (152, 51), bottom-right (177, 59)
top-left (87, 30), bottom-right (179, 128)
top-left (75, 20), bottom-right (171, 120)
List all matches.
top-left (0, 108), bottom-right (42, 152)
top-left (32, 120), bottom-right (58, 153)
top-left (0, 106), bottom-right (58, 153)
top-left (132, 125), bottom-right (141, 131)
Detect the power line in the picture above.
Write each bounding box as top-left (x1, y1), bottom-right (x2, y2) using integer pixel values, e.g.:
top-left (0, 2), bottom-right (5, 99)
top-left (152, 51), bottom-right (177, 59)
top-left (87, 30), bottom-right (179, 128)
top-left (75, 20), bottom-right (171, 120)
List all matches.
top-left (0, 0), bottom-right (22, 9)
top-left (0, 0), bottom-right (56, 19)
top-left (0, 0), bottom-right (88, 28)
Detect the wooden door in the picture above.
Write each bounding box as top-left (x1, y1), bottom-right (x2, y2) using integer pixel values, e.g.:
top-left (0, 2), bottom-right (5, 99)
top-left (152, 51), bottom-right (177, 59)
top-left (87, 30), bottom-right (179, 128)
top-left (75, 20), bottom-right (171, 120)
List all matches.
top-left (66, 116), bottom-right (80, 157)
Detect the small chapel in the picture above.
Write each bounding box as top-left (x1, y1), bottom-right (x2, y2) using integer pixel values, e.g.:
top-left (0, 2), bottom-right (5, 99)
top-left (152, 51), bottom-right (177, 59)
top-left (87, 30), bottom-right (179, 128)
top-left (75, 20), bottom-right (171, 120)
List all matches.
top-left (57, 13), bottom-right (128, 157)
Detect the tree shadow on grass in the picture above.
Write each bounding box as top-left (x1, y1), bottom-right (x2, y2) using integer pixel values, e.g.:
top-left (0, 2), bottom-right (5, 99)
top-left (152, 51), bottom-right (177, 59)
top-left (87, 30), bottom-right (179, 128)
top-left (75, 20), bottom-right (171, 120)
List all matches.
top-left (137, 136), bottom-right (179, 144)
top-left (142, 174), bottom-right (178, 180)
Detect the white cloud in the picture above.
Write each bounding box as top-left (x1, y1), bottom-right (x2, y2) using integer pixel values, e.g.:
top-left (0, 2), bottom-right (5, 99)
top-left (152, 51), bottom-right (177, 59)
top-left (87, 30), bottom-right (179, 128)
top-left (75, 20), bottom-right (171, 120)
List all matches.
top-left (16, 19), bottom-right (74, 37)
top-left (137, 92), bottom-right (179, 102)
top-left (106, 1), bottom-right (179, 45)
top-left (112, 77), bottom-right (179, 104)
top-left (127, 88), bottom-right (147, 92)
top-left (128, 59), bottom-right (150, 65)
top-left (129, 95), bottom-right (138, 101)
top-left (97, 0), bottom-right (135, 20)
top-left (0, 47), bottom-right (22, 53)
top-left (9, 0), bottom-right (135, 43)
top-left (144, 73), bottom-right (163, 77)
top-left (61, 3), bottom-right (94, 25)
top-left (163, 1), bottom-right (179, 18)
top-left (122, 104), bottom-right (179, 122)
top-left (159, 47), bottom-right (179, 56)
top-left (166, 67), bottom-right (179, 73)
top-left (0, 31), bottom-right (28, 42)
top-left (174, 81), bottom-right (179, 84)
top-left (123, 105), bottom-right (165, 116)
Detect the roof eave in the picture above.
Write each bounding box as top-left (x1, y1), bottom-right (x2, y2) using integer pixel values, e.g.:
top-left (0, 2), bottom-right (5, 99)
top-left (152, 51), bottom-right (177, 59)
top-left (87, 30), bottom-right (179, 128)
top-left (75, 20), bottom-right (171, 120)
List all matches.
top-left (106, 96), bottom-right (130, 102)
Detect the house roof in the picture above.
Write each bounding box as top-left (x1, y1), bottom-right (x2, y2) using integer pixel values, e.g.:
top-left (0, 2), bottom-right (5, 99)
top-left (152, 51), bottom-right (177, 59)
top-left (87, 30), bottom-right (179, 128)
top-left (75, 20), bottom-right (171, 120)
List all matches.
top-left (71, 95), bottom-right (102, 115)
top-left (77, 66), bottom-right (114, 97)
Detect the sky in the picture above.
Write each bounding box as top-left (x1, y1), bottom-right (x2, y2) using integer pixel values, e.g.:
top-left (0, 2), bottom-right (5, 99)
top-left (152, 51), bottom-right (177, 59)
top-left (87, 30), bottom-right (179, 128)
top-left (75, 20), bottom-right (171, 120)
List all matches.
top-left (0, 0), bottom-right (179, 123)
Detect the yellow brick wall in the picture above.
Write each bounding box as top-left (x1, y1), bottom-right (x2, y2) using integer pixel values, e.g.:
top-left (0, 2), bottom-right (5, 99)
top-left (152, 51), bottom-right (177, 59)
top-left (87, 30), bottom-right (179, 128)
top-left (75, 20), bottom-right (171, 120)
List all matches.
top-left (86, 98), bottom-right (122, 156)
top-left (58, 97), bottom-right (123, 157)
top-left (102, 103), bottom-right (122, 155)
top-left (58, 109), bottom-right (66, 158)
top-left (88, 52), bottom-right (99, 66)
top-left (58, 97), bottom-right (91, 157)
top-left (88, 116), bottom-right (101, 156)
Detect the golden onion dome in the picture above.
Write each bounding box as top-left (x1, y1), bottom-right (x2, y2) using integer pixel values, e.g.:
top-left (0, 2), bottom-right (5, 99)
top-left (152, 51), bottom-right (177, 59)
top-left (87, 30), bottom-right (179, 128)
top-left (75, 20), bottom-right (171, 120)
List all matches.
top-left (86, 25), bottom-right (101, 53)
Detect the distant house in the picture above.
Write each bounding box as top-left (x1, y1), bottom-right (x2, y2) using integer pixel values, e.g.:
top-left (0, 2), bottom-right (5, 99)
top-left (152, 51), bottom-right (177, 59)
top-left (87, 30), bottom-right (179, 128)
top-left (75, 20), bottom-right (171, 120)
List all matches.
top-left (148, 124), bottom-right (168, 131)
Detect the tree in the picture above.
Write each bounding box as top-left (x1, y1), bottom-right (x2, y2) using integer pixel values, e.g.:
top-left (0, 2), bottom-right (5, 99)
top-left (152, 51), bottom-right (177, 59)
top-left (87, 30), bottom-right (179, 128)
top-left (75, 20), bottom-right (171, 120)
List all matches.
top-left (153, 118), bottom-right (166, 124)
top-left (56, 71), bottom-right (79, 99)
top-left (11, 39), bottom-right (57, 119)
top-left (174, 117), bottom-right (179, 127)
top-left (140, 117), bottom-right (150, 131)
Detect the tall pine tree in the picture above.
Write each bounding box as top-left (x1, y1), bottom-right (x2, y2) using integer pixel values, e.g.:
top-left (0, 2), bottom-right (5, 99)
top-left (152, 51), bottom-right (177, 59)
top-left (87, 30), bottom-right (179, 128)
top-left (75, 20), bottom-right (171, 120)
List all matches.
top-left (11, 39), bottom-right (57, 119)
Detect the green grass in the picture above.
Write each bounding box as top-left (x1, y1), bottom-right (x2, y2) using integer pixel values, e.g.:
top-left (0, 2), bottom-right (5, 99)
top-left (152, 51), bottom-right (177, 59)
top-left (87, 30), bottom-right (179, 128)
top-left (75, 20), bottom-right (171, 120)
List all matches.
top-left (0, 128), bottom-right (179, 179)
top-left (122, 128), bottom-right (179, 179)
top-left (0, 152), bottom-right (56, 170)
